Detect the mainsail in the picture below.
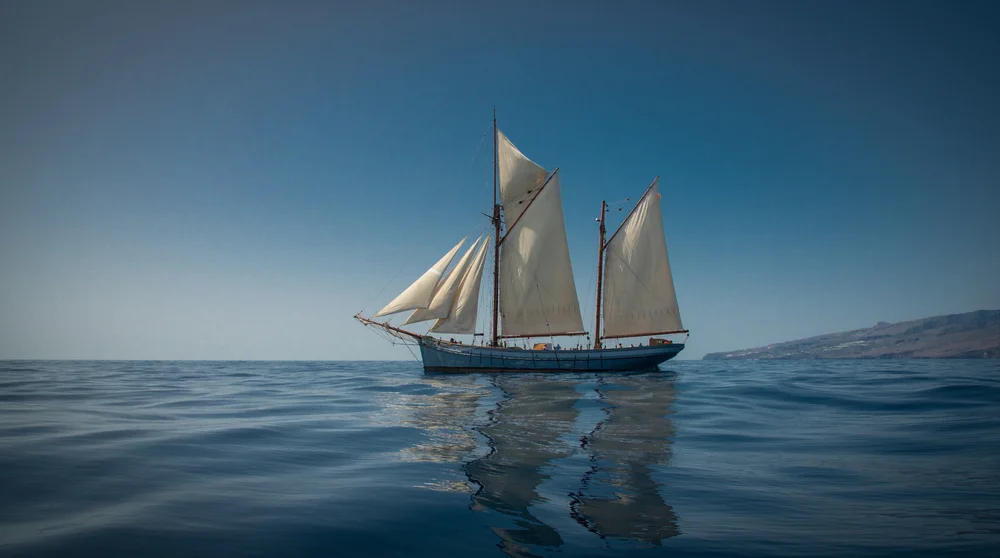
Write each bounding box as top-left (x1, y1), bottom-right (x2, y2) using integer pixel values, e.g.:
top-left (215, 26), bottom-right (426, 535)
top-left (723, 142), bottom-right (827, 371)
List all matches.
top-left (497, 131), bottom-right (585, 337)
top-left (601, 179), bottom-right (683, 338)
top-left (403, 237), bottom-right (482, 325)
top-left (373, 238), bottom-right (465, 318)
top-left (430, 235), bottom-right (491, 334)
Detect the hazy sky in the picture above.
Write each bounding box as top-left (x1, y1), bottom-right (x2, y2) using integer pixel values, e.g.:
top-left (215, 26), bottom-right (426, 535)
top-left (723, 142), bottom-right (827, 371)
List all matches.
top-left (2, 0), bottom-right (998, 360)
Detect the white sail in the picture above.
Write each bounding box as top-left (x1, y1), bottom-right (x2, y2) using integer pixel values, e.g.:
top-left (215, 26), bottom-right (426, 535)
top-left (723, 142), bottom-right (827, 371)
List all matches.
top-left (497, 129), bottom-right (549, 227)
top-left (374, 238), bottom-right (465, 318)
top-left (403, 237), bottom-right (481, 325)
top-left (430, 235), bottom-right (491, 334)
top-left (499, 172), bottom-right (585, 337)
top-left (601, 180), bottom-right (683, 338)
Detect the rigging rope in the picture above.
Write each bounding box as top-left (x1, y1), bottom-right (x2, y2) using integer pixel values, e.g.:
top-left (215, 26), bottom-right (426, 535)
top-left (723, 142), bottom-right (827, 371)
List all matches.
top-left (360, 263), bottom-right (406, 314)
top-left (467, 121), bottom-right (492, 170)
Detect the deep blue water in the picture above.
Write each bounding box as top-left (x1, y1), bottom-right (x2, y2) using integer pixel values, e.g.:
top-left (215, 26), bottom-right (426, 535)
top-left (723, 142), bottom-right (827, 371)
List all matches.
top-left (1, 360), bottom-right (998, 557)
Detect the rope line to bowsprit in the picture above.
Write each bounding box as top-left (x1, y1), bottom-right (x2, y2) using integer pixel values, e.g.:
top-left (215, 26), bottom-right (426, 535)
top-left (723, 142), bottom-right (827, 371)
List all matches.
top-left (361, 263), bottom-right (406, 315)
top-left (360, 321), bottom-right (421, 363)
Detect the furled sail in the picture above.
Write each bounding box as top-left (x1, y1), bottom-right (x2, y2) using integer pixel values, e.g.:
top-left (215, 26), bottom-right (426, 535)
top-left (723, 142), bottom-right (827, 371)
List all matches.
top-left (497, 129), bottom-right (549, 227)
top-left (430, 235), bottom-right (491, 334)
top-left (499, 172), bottom-right (585, 336)
top-left (374, 238), bottom-right (465, 318)
top-left (601, 179), bottom-right (683, 338)
top-left (403, 237), bottom-right (482, 325)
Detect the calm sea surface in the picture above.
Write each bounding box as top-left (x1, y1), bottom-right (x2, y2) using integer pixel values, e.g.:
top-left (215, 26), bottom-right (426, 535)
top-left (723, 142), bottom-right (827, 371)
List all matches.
top-left (1, 360), bottom-right (998, 557)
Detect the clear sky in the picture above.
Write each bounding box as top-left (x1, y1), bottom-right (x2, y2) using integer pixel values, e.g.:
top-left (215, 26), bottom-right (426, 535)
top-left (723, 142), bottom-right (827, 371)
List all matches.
top-left (1, 0), bottom-right (998, 360)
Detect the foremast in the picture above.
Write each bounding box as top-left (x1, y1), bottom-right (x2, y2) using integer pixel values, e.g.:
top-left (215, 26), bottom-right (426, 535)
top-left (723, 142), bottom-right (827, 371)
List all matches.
top-left (491, 109), bottom-right (501, 347)
top-left (594, 200), bottom-right (607, 349)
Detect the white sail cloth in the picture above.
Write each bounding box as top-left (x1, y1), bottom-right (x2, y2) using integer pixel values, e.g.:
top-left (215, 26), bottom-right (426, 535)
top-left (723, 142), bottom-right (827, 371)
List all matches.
top-left (374, 238), bottom-right (465, 318)
top-left (403, 237), bottom-right (481, 325)
top-left (379, 130), bottom-right (586, 338)
top-left (601, 180), bottom-right (683, 338)
top-left (430, 235), bottom-right (491, 334)
top-left (498, 171), bottom-right (585, 336)
top-left (497, 129), bottom-right (549, 228)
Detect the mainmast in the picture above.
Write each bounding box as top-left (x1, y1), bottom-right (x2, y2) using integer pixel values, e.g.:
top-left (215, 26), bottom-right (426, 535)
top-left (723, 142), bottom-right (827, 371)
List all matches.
top-left (594, 200), bottom-right (606, 349)
top-left (491, 109), bottom-right (500, 347)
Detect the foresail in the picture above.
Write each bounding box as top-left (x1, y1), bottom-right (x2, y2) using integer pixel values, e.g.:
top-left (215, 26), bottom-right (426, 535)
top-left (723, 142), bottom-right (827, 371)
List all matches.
top-left (373, 238), bottom-right (465, 318)
top-left (601, 180), bottom-right (683, 338)
top-left (497, 129), bottom-right (549, 227)
top-left (403, 237), bottom-right (481, 325)
top-left (499, 173), bottom-right (585, 336)
top-left (430, 235), bottom-right (490, 334)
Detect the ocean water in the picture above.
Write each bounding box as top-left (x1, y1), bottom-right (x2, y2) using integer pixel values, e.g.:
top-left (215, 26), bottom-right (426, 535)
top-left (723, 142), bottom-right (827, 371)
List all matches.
top-left (1, 360), bottom-right (998, 557)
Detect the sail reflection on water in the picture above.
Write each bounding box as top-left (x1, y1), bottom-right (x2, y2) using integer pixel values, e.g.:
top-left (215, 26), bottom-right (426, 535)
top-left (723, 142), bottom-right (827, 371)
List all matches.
top-left (571, 373), bottom-right (679, 545)
top-left (387, 376), bottom-right (492, 492)
top-left (394, 371), bottom-right (680, 553)
top-left (464, 376), bottom-right (581, 554)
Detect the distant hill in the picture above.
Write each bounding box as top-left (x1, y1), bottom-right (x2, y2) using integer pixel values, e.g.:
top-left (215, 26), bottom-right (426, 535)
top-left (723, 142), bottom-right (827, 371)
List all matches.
top-left (703, 310), bottom-right (1000, 360)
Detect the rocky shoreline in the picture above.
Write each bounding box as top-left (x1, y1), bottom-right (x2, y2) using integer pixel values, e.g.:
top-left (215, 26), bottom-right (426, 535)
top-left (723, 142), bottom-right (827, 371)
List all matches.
top-left (703, 310), bottom-right (1000, 360)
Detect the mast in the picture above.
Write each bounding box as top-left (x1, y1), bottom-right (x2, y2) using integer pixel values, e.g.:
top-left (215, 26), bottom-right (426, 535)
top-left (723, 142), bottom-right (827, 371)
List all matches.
top-left (594, 200), bottom-right (606, 349)
top-left (491, 108), bottom-right (500, 347)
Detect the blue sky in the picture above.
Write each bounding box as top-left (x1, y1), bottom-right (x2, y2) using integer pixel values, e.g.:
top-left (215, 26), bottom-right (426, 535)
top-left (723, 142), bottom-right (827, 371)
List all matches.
top-left (1, 0), bottom-right (998, 360)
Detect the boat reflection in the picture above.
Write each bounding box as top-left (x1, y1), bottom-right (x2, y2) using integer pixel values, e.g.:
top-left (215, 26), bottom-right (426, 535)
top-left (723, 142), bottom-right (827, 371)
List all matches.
top-left (388, 375), bottom-right (491, 492)
top-left (464, 375), bottom-right (580, 556)
top-left (463, 372), bottom-right (679, 555)
top-left (571, 373), bottom-right (679, 545)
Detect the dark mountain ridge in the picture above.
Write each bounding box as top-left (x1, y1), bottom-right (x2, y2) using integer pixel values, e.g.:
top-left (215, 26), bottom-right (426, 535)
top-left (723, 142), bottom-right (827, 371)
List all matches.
top-left (703, 310), bottom-right (1000, 360)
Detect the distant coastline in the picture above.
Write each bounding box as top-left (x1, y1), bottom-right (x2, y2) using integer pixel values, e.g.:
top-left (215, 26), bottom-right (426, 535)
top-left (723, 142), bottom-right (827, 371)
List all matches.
top-left (703, 310), bottom-right (1000, 360)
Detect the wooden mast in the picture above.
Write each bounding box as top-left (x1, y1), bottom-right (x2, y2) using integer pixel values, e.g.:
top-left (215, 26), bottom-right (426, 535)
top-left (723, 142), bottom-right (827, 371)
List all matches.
top-left (491, 109), bottom-right (500, 347)
top-left (594, 200), bottom-right (606, 349)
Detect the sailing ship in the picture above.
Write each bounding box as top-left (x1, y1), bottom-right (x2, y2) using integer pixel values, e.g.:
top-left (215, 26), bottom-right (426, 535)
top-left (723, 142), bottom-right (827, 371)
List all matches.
top-left (355, 112), bottom-right (688, 372)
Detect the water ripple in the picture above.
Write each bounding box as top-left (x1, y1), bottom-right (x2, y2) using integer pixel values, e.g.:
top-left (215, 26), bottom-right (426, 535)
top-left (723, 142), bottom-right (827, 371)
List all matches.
top-left (0, 359), bottom-right (998, 557)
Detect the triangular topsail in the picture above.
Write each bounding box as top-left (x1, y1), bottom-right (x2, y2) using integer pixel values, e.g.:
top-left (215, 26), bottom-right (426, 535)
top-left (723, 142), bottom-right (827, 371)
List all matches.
top-left (601, 179), bottom-right (683, 338)
top-left (497, 131), bottom-right (584, 337)
top-left (497, 129), bottom-right (549, 227)
top-left (374, 238), bottom-right (466, 318)
top-left (430, 235), bottom-right (491, 334)
top-left (403, 237), bottom-right (482, 325)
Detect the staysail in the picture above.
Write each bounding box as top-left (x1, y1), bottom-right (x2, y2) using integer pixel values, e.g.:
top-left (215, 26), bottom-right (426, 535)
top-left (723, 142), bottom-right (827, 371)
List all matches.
top-left (430, 235), bottom-right (491, 334)
top-left (601, 179), bottom-right (683, 338)
top-left (403, 237), bottom-right (481, 325)
top-left (497, 132), bottom-right (585, 337)
top-left (374, 238), bottom-right (465, 318)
